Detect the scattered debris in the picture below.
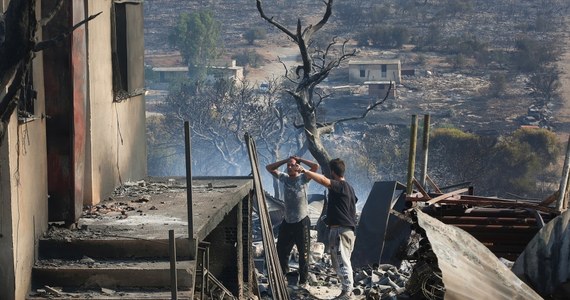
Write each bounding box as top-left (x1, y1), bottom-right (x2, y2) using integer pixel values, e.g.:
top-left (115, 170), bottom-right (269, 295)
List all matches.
top-left (43, 285), bottom-right (61, 297)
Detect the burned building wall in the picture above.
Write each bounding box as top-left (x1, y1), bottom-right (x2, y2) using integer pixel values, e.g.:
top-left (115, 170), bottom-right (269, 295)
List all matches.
top-left (203, 194), bottom-right (253, 298)
top-left (0, 1), bottom-right (49, 299)
top-left (84, 0), bottom-right (146, 205)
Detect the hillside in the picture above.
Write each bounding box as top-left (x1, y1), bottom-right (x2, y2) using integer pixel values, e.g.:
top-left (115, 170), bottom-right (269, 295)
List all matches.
top-left (143, 0), bottom-right (570, 199)
top-left (144, 0), bottom-right (570, 134)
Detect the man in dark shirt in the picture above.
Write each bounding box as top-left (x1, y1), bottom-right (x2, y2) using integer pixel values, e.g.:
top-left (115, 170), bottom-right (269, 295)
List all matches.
top-left (299, 158), bottom-right (358, 300)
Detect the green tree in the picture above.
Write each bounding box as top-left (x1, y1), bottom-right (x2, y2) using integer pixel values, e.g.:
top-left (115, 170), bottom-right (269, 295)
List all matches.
top-left (357, 25), bottom-right (410, 49)
top-left (512, 127), bottom-right (560, 165)
top-left (428, 127), bottom-right (560, 198)
top-left (513, 37), bottom-right (559, 73)
top-left (429, 128), bottom-right (487, 189)
top-left (169, 10), bottom-right (221, 79)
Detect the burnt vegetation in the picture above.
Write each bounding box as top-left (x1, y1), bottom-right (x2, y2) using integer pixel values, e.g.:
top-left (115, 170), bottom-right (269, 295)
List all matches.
top-left (143, 0), bottom-right (570, 199)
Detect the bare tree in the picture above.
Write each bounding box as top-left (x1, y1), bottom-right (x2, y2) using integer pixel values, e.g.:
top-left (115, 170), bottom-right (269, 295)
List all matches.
top-left (256, 0), bottom-right (390, 175)
top-left (153, 77), bottom-right (298, 179)
top-left (256, 0), bottom-right (351, 175)
top-left (256, 0), bottom-right (393, 245)
top-left (528, 65), bottom-right (561, 108)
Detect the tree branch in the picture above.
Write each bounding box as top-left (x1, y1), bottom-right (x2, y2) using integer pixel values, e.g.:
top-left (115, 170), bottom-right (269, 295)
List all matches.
top-left (324, 82), bottom-right (393, 126)
top-left (302, 0), bottom-right (333, 39)
top-left (256, 0), bottom-right (297, 42)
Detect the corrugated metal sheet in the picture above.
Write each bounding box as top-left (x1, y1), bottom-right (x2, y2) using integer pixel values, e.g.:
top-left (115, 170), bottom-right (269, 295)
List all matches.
top-left (512, 209), bottom-right (570, 297)
top-left (416, 209), bottom-right (542, 300)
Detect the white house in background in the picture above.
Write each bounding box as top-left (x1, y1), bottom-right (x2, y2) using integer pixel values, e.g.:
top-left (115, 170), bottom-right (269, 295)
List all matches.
top-left (151, 59), bottom-right (244, 84)
top-left (348, 59), bottom-right (401, 98)
top-left (348, 59), bottom-right (402, 84)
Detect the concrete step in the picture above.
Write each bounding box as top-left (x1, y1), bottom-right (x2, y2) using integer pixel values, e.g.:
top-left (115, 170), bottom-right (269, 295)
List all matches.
top-left (27, 288), bottom-right (192, 300)
top-left (38, 237), bottom-right (192, 260)
top-left (32, 259), bottom-right (196, 290)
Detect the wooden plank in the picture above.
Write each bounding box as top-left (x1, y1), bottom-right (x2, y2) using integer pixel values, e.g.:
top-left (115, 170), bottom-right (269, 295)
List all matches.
top-left (425, 188), bottom-right (469, 205)
top-left (539, 191), bottom-right (557, 206)
top-left (409, 197), bottom-right (559, 214)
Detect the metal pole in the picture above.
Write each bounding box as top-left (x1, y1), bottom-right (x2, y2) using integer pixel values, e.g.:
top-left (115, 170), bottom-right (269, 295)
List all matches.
top-left (421, 114), bottom-right (430, 188)
top-left (556, 135), bottom-right (570, 212)
top-left (407, 115), bottom-right (418, 195)
top-left (184, 121), bottom-right (195, 258)
top-left (169, 230), bottom-right (178, 300)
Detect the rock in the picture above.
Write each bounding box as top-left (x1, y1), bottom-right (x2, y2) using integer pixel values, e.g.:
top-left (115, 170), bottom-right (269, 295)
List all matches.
top-left (252, 242), bottom-right (264, 258)
top-left (310, 242), bottom-right (325, 262)
top-left (101, 287), bottom-right (115, 295)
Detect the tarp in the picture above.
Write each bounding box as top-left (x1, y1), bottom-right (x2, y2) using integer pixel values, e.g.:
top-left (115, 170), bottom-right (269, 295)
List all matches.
top-left (416, 209), bottom-right (542, 300)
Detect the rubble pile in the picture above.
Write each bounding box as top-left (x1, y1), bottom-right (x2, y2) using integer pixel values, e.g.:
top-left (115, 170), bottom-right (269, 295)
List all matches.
top-left (81, 180), bottom-right (198, 219)
top-left (252, 227), bottom-right (445, 300)
top-left (404, 213), bottom-right (445, 300)
top-left (351, 264), bottom-right (411, 299)
top-left (111, 180), bottom-right (185, 198)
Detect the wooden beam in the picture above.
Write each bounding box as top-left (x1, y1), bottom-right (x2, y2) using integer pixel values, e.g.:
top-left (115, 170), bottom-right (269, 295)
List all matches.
top-left (406, 115), bottom-right (418, 195)
top-left (408, 196), bottom-right (559, 214)
top-left (425, 174), bottom-right (442, 193)
top-left (425, 188), bottom-right (469, 205)
top-left (412, 177), bottom-right (431, 199)
top-left (539, 191), bottom-right (557, 206)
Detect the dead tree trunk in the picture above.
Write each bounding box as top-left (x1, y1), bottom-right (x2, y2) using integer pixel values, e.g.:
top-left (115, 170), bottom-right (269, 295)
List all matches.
top-left (256, 0), bottom-right (358, 247)
top-left (256, 0), bottom-right (355, 176)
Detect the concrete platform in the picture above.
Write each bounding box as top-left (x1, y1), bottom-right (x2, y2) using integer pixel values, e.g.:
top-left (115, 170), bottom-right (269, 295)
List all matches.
top-left (30, 177), bottom-right (254, 299)
top-left (74, 176), bottom-right (253, 241)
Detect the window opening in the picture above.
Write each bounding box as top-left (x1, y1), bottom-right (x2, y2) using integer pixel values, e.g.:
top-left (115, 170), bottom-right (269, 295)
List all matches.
top-left (111, 0), bottom-right (144, 102)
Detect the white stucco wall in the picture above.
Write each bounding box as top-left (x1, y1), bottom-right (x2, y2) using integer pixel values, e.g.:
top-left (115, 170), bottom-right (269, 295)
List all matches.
top-left (348, 61), bottom-right (402, 84)
top-left (85, 0), bottom-right (147, 205)
top-left (0, 2), bottom-right (49, 299)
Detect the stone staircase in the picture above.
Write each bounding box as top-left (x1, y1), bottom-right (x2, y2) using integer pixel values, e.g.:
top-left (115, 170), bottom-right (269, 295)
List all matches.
top-left (28, 236), bottom-right (196, 299)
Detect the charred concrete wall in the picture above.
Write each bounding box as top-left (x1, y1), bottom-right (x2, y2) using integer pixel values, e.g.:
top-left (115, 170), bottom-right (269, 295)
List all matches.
top-left (0, 0), bottom-right (146, 298)
top-left (204, 194), bottom-right (253, 298)
top-left (0, 1), bottom-right (49, 299)
top-left (84, 0), bottom-right (147, 205)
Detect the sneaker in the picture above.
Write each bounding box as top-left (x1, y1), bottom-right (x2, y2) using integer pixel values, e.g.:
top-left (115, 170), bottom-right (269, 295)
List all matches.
top-left (333, 290), bottom-right (352, 300)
